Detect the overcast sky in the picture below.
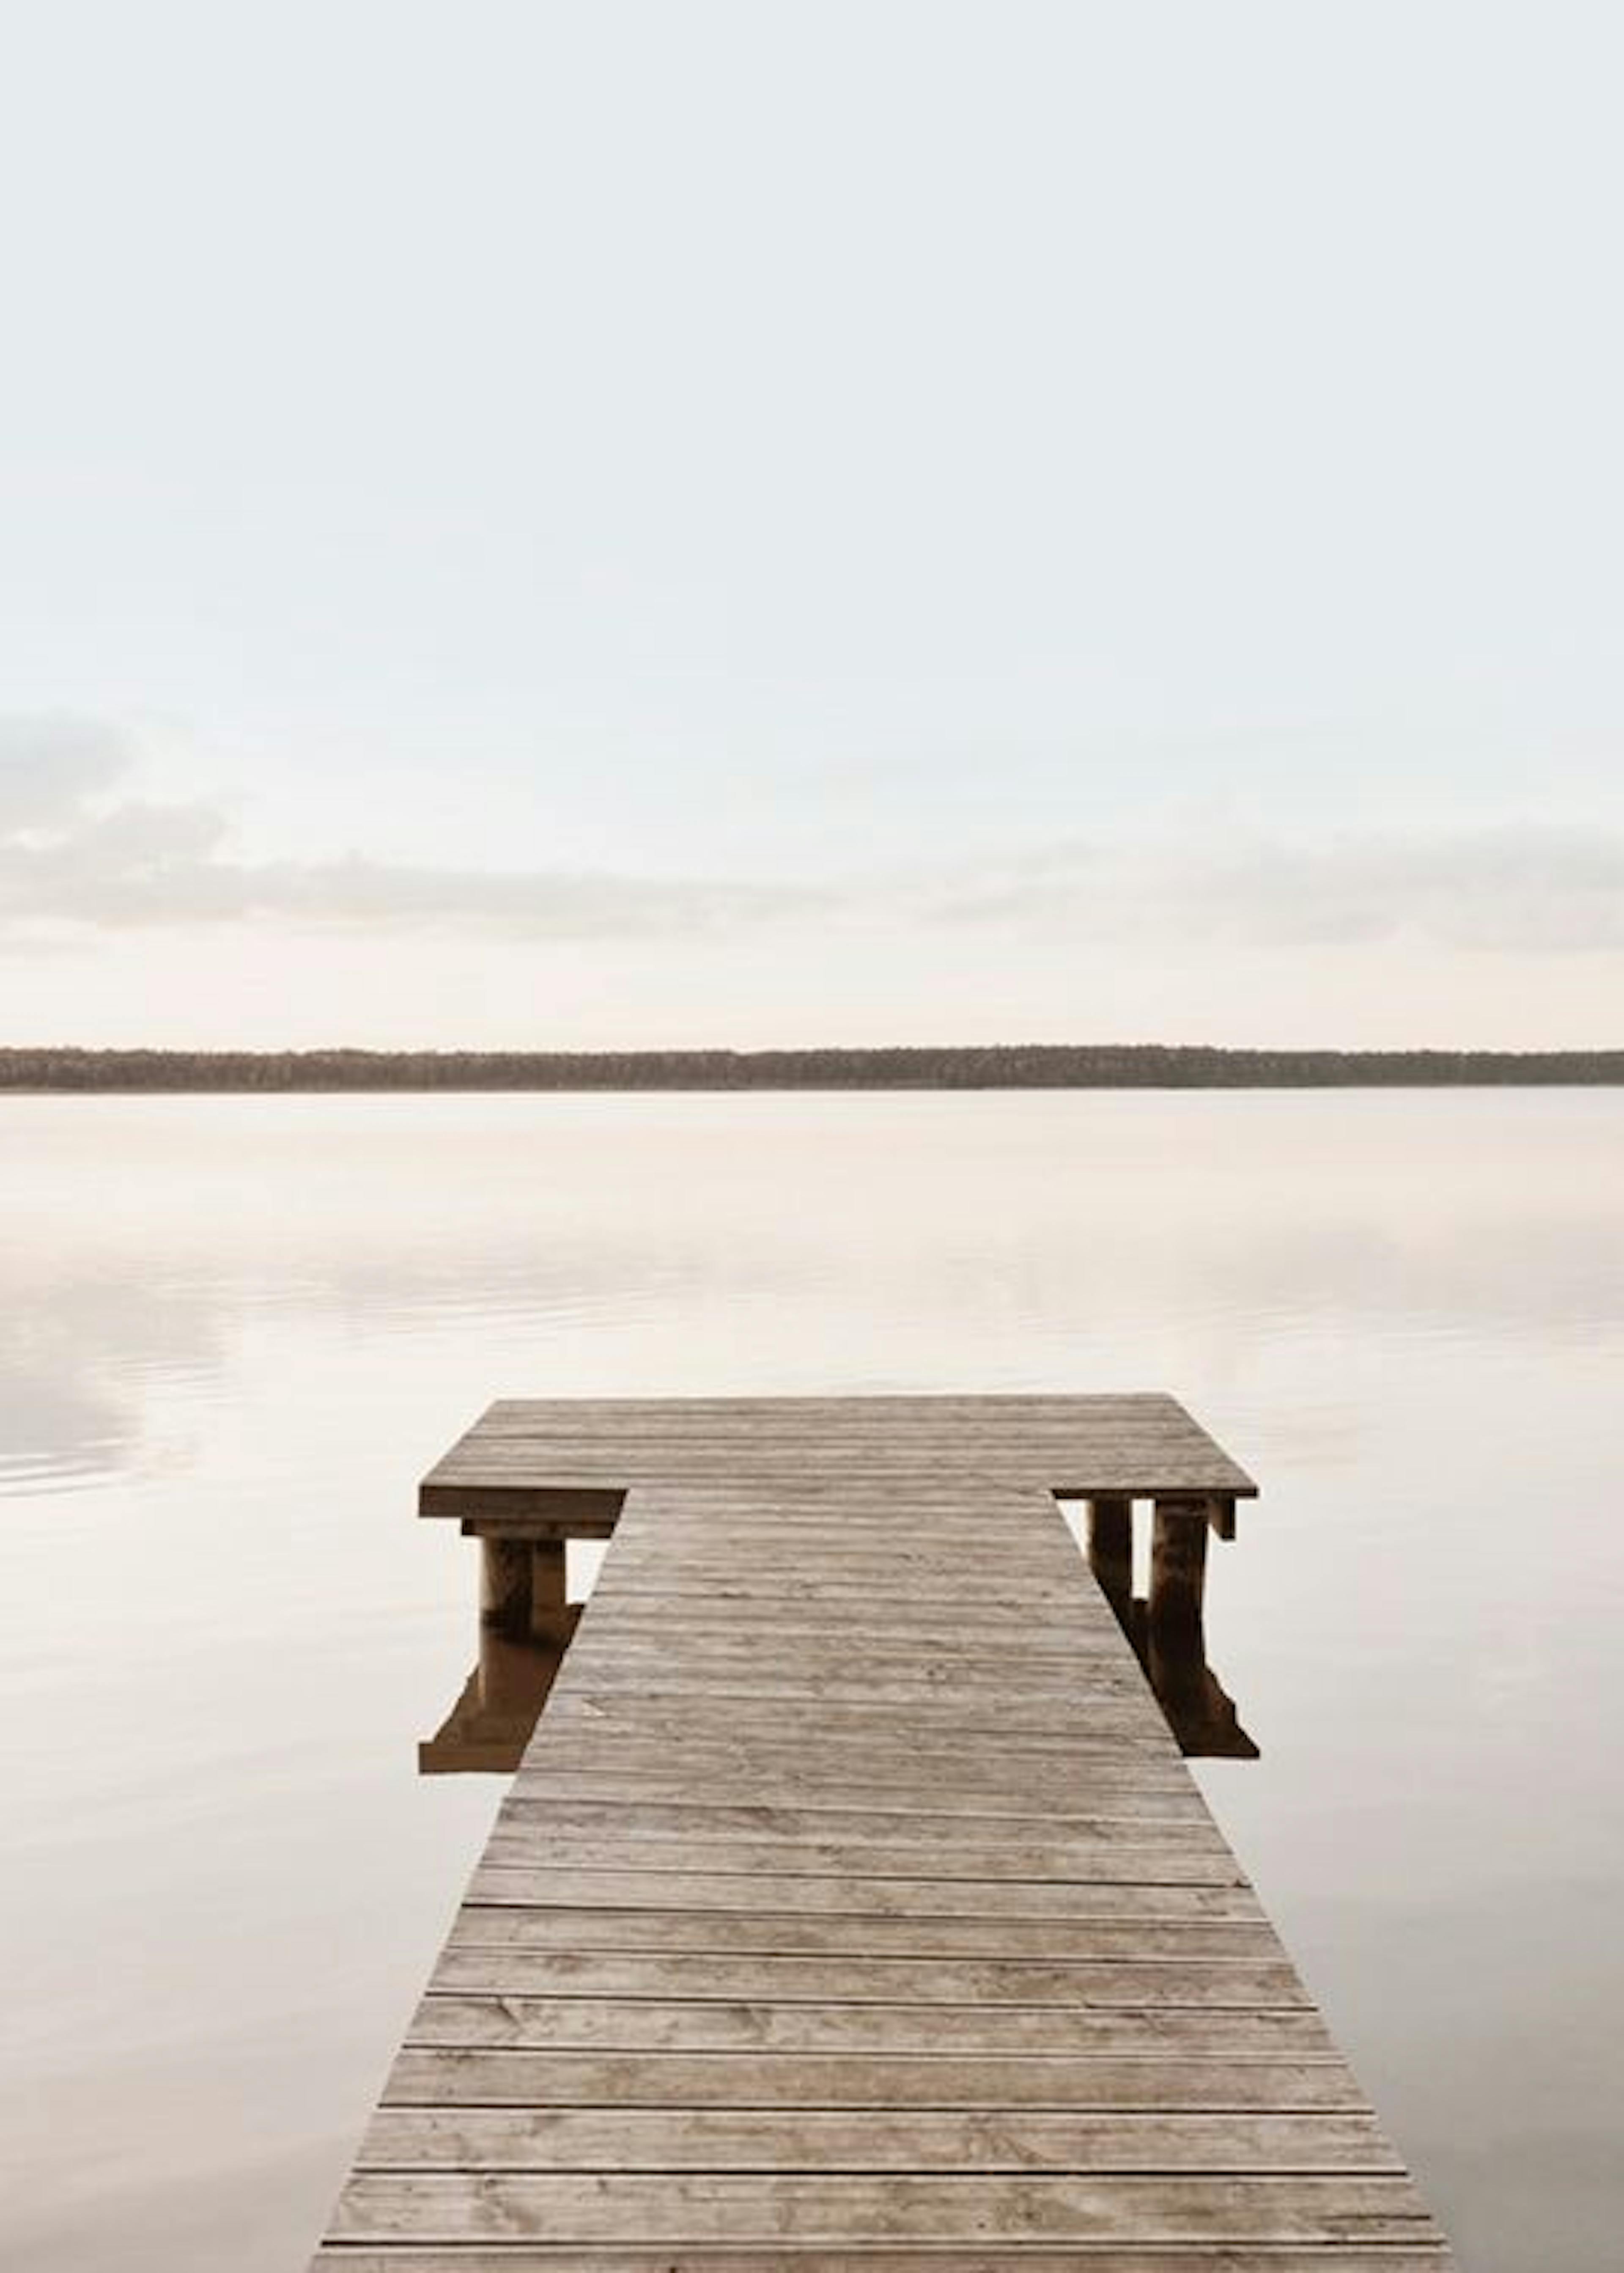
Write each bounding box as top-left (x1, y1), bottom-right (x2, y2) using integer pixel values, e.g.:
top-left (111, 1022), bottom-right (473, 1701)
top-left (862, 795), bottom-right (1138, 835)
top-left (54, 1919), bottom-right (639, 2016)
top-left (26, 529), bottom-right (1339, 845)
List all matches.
top-left (3, 2), bottom-right (1621, 1047)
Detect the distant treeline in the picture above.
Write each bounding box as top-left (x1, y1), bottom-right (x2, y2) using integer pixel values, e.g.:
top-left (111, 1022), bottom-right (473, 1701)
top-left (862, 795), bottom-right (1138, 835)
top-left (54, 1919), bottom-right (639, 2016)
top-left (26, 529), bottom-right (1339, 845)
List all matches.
top-left (5, 1045), bottom-right (1624, 1091)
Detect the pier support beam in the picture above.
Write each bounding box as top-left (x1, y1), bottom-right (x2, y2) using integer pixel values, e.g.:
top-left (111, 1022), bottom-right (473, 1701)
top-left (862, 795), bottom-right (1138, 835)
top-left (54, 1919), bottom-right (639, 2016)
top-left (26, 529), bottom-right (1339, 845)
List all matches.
top-left (1085, 1495), bottom-right (1134, 1628)
top-left (479, 1532), bottom-right (574, 1644)
top-left (1148, 1496), bottom-right (1210, 1661)
top-left (479, 1535), bottom-right (532, 1635)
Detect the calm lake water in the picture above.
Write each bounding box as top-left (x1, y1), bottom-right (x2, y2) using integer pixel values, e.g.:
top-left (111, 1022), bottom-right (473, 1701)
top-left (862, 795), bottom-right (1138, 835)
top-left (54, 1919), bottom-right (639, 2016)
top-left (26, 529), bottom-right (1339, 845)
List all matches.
top-left (3, 1091), bottom-right (1622, 2270)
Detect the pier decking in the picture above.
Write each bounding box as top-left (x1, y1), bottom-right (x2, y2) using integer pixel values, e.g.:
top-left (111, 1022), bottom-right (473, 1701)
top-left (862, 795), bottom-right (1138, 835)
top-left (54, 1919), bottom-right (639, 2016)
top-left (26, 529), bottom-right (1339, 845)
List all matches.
top-left (314, 1395), bottom-right (1453, 2268)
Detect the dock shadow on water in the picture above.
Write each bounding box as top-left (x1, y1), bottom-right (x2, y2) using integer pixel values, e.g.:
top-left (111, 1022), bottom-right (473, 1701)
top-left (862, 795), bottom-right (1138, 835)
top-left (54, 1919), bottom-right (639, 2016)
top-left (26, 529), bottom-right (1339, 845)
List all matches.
top-left (419, 1499), bottom-right (1254, 1774)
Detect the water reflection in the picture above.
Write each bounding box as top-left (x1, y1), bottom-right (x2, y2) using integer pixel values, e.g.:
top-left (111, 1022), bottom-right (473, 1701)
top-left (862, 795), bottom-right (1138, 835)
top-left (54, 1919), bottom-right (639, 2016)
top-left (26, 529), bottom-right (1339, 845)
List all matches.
top-left (419, 1629), bottom-right (572, 1775)
top-left (420, 1532), bottom-right (582, 1773)
top-left (7, 1092), bottom-right (1624, 1500)
top-left (1142, 1606), bottom-right (1256, 1758)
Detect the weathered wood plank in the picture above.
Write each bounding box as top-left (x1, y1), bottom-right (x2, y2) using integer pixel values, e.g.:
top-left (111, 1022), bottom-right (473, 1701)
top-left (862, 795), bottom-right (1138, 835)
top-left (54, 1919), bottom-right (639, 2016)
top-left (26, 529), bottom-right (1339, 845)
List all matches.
top-left (566, 1609), bottom-right (1133, 1644)
top-left (425, 1949), bottom-right (1313, 2006)
top-left (358, 2105), bottom-right (1400, 2173)
top-left (516, 1733), bottom-right (1204, 1787)
top-left (328, 2171), bottom-right (1433, 2244)
top-left (541, 1694), bottom-right (1179, 1744)
top-left (444, 1905), bottom-right (1286, 1962)
top-left (404, 1994), bottom-right (1337, 2056)
top-left (492, 1798), bottom-right (1226, 1847)
top-left (475, 1835), bottom-right (1244, 1885)
top-left (382, 2049), bottom-right (1369, 2111)
top-left (467, 1863), bottom-right (1252, 1912)
top-left (549, 1659), bottom-right (1158, 1703)
top-left (511, 1754), bottom-right (1198, 1800)
top-left (516, 1721), bottom-right (1200, 1775)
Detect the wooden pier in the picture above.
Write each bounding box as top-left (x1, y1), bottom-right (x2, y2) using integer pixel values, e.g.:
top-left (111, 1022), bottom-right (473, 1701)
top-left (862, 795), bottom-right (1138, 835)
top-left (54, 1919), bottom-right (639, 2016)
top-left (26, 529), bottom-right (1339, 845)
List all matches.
top-left (313, 1395), bottom-right (1454, 2268)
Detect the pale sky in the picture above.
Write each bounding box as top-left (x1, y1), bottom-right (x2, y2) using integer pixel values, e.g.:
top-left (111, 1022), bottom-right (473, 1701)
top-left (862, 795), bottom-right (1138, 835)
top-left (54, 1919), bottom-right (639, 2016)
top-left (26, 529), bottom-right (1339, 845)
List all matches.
top-left (3, 2), bottom-right (1621, 1048)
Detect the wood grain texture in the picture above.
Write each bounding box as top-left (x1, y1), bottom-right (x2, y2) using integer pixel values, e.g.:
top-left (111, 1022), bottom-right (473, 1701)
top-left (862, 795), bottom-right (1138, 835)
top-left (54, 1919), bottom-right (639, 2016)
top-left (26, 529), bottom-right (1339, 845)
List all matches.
top-left (424, 1948), bottom-right (1315, 2006)
top-left (357, 2107), bottom-right (1402, 2174)
top-left (380, 2048), bottom-right (1370, 2112)
top-left (327, 2171), bottom-right (1436, 2244)
top-left (443, 1905), bottom-right (1285, 1962)
top-left (312, 1395), bottom-right (1452, 2268)
top-left (403, 1993), bottom-right (1337, 2056)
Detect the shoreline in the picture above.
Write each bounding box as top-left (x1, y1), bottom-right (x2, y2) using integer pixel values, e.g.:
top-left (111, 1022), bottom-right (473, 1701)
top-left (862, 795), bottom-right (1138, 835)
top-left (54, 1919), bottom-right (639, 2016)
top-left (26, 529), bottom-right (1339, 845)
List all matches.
top-left (5, 1044), bottom-right (1624, 1093)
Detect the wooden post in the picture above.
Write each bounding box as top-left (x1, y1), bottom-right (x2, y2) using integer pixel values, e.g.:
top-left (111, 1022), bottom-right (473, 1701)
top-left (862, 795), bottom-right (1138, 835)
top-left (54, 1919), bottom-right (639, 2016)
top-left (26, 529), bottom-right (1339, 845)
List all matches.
top-left (479, 1534), bottom-right (531, 1636)
top-left (1085, 1495), bottom-right (1133, 1628)
top-left (1148, 1496), bottom-right (1209, 1660)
